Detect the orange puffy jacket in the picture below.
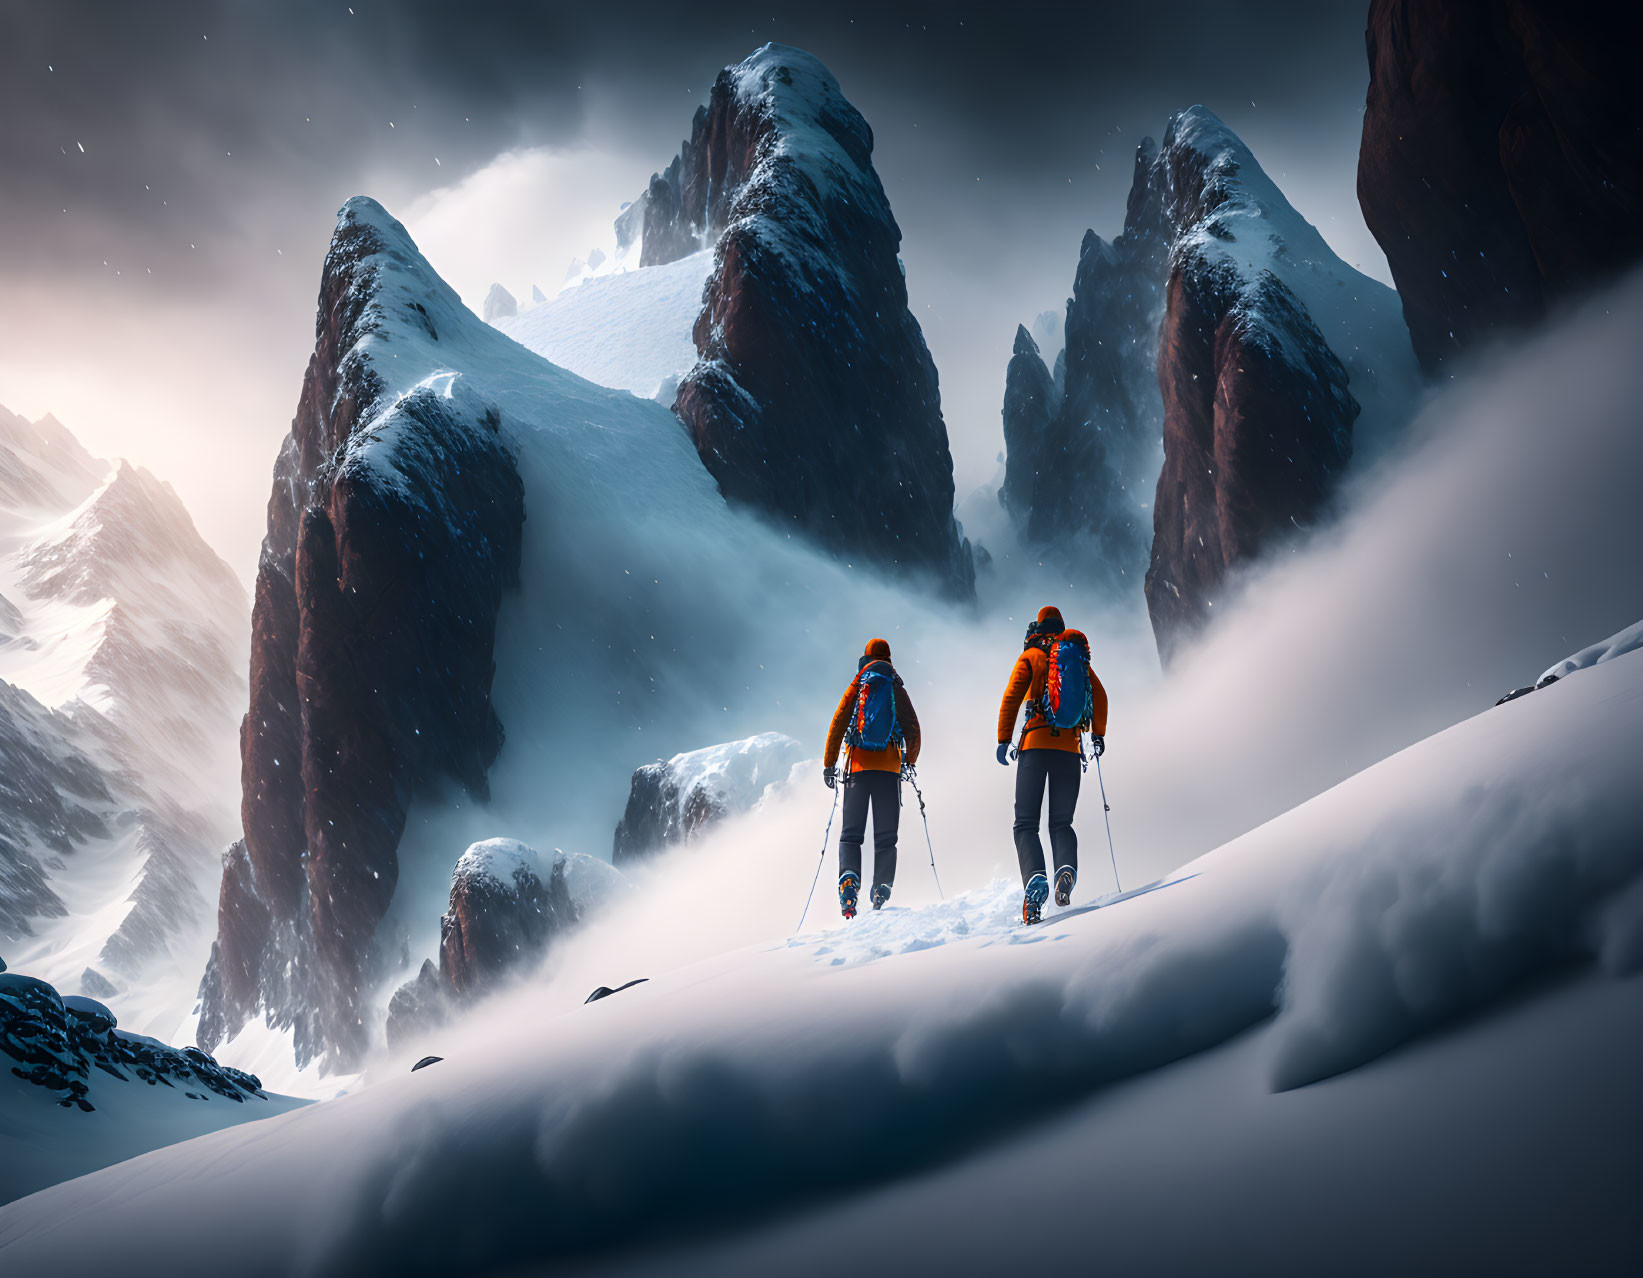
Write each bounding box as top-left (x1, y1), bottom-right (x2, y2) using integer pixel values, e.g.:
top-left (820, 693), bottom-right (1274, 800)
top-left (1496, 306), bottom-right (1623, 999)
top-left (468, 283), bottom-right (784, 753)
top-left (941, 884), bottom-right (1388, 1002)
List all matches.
top-left (997, 635), bottom-right (1108, 753)
top-left (824, 659), bottom-right (921, 774)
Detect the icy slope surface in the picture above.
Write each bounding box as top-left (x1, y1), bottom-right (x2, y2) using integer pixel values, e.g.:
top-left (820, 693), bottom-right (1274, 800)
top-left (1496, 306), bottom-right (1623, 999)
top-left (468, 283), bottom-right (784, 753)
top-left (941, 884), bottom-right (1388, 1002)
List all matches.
top-left (494, 250), bottom-right (712, 398)
top-left (4, 640), bottom-right (1639, 1274)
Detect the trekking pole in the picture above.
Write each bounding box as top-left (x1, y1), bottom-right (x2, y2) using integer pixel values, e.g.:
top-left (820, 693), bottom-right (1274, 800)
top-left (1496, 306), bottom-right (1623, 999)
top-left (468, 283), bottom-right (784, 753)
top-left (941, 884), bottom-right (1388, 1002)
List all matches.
top-left (797, 752), bottom-right (847, 932)
top-left (902, 765), bottom-right (945, 901)
top-left (1093, 751), bottom-right (1122, 893)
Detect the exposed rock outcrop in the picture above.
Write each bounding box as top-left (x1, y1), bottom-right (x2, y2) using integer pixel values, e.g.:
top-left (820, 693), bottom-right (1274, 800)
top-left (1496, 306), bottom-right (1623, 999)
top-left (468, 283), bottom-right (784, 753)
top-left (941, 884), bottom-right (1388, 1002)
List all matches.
top-left (482, 283), bottom-right (517, 322)
top-left (1359, 0), bottom-right (1643, 375)
top-left (1, 972), bottom-right (266, 1112)
top-left (199, 199), bottom-right (525, 1070)
top-left (655, 44), bottom-right (973, 595)
top-left (998, 327), bottom-right (1060, 527)
top-left (1003, 114), bottom-right (1417, 642)
top-left (1145, 109), bottom-right (1377, 663)
top-left (612, 732), bottom-right (805, 865)
top-left (1002, 141), bottom-right (1171, 588)
top-left (386, 841), bottom-right (622, 1049)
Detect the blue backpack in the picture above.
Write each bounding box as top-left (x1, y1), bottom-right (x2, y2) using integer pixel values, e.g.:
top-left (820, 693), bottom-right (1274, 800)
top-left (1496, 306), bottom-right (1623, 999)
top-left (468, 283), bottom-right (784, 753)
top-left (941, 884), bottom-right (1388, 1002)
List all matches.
top-left (1042, 632), bottom-right (1093, 732)
top-left (845, 665), bottom-right (903, 752)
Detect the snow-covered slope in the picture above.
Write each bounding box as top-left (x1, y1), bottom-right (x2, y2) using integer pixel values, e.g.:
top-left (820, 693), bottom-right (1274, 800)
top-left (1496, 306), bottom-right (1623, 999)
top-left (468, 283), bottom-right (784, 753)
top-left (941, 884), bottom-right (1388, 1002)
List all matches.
top-left (4, 632), bottom-right (1638, 1273)
top-left (0, 404), bottom-right (247, 1035)
top-left (0, 971), bottom-right (305, 1206)
top-left (495, 250), bottom-right (712, 399)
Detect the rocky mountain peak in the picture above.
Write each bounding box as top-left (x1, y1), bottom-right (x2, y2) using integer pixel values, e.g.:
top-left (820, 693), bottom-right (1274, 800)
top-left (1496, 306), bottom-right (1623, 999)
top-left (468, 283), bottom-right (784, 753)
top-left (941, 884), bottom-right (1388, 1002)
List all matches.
top-left (660, 44), bottom-right (974, 595)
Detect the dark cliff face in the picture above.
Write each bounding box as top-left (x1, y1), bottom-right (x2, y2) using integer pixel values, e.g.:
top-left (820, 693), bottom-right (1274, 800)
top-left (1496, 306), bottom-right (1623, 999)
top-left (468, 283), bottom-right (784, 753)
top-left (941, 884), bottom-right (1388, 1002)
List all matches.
top-left (1144, 110), bottom-right (1360, 664)
top-left (438, 847), bottom-right (576, 1000)
top-left (1002, 117), bottom-right (1371, 642)
top-left (998, 325), bottom-right (1060, 528)
top-left (1359, 0), bottom-right (1643, 375)
top-left (1147, 269), bottom-right (1356, 662)
top-left (1000, 141), bottom-right (1170, 590)
top-left (199, 200), bottom-right (524, 1071)
top-left (654, 44), bottom-right (973, 597)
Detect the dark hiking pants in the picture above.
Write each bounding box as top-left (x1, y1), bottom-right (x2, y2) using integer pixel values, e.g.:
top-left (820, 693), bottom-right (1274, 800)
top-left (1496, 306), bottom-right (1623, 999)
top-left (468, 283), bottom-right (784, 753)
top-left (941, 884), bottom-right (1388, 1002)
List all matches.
top-left (839, 768), bottom-right (900, 889)
top-left (1013, 747), bottom-right (1080, 886)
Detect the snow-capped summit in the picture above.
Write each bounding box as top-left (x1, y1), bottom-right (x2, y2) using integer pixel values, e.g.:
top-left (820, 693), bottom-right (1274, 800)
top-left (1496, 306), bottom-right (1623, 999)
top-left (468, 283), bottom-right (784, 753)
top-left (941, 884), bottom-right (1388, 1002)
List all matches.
top-left (5, 457), bottom-right (246, 799)
top-left (203, 196), bottom-right (527, 1070)
top-left (1002, 107), bottom-right (1419, 659)
top-left (0, 405), bottom-right (248, 1036)
top-left (653, 44), bottom-right (973, 594)
top-left (482, 281), bottom-right (517, 321)
top-left (1145, 106), bottom-right (1420, 661)
top-left (0, 406), bottom-right (104, 516)
top-left (1152, 106), bottom-right (1416, 451)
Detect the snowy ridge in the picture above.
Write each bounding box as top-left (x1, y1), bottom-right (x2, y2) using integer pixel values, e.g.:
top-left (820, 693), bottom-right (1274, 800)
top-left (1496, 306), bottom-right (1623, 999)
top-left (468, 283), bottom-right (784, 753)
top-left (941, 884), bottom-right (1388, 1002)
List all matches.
top-left (1539, 618), bottom-right (1643, 686)
top-left (715, 44), bottom-right (891, 299)
top-left (3, 635), bottom-right (1639, 1272)
top-left (1156, 106), bottom-right (1420, 453)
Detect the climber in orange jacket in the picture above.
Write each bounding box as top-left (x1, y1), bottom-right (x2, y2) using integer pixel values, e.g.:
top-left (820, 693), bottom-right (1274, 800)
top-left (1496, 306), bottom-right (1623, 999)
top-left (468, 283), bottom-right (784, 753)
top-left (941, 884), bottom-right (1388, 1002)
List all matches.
top-left (996, 605), bottom-right (1108, 924)
top-left (823, 637), bottom-right (921, 919)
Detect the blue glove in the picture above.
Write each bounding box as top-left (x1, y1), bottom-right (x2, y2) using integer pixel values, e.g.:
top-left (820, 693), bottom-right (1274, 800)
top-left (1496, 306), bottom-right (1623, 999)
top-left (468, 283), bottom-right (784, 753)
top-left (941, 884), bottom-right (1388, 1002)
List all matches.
top-left (996, 742), bottom-right (1011, 767)
top-left (1091, 735), bottom-right (1105, 758)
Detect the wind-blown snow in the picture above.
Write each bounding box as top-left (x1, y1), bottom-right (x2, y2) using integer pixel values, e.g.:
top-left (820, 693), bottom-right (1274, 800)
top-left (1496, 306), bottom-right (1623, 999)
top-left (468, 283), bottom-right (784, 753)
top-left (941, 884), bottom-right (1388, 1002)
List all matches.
top-left (1539, 618), bottom-right (1643, 686)
top-left (494, 250), bottom-right (712, 398)
top-left (2, 636), bottom-right (1638, 1273)
top-left (661, 732), bottom-right (808, 819)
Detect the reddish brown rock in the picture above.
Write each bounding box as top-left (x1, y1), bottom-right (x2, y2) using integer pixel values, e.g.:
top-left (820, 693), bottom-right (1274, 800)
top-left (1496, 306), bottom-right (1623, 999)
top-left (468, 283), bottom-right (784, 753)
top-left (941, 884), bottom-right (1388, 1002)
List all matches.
top-left (655, 44), bottom-right (973, 596)
top-left (1141, 108), bottom-right (1372, 664)
top-left (1147, 269), bottom-right (1356, 663)
top-left (1359, 0), bottom-right (1643, 374)
top-left (198, 200), bottom-right (524, 1070)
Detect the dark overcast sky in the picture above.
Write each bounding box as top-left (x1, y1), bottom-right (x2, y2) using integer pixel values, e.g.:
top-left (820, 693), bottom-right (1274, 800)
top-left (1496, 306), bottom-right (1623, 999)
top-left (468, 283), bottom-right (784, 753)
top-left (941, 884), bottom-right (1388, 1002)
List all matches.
top-left (0, 0), bottom-right (1384, 575)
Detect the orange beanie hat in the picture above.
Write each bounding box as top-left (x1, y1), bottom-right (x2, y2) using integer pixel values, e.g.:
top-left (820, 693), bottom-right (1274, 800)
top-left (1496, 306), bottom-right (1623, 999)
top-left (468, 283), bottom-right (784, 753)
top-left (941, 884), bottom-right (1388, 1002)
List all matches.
top-left (864, 637), bottom-right (892, 660)
top-left (1036, 605), bottom-right (1064, 632)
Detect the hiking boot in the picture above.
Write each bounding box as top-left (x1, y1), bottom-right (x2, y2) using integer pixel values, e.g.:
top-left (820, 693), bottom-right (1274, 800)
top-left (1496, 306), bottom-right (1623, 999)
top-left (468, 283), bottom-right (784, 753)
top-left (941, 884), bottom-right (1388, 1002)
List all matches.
top-left (839, 873), bottom-right (860, 920)
top-left (871, 883), bottom-right (892, 911)
top-left (1054, 867), bottom-right (1076, 908)
top-left (1022, 873), bottom-right (1049, 926)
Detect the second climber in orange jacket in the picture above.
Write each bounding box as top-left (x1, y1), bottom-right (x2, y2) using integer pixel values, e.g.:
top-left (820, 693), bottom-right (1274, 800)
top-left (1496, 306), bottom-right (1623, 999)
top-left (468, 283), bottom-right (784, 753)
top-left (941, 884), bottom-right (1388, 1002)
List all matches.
top-left (823, 637), bottom-right (921, 919)
top-left (996, 605), bottom-right (1108, 924)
